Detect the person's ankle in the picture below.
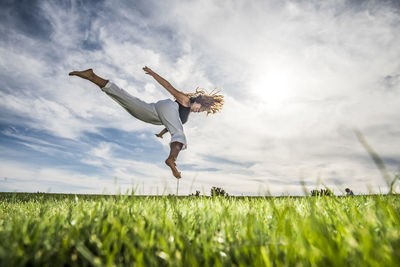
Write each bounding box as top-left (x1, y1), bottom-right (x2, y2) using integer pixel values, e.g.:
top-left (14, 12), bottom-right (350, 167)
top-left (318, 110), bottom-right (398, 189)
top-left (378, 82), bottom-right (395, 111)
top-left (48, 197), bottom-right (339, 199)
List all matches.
top-left (165, 156), bottom-right (175, 164)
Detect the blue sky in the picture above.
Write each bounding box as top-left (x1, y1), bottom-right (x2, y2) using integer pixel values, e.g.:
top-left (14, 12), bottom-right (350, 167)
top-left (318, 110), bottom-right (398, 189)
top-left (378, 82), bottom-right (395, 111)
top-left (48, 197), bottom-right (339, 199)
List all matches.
top-left (0, 0), bottom-right (399, 195)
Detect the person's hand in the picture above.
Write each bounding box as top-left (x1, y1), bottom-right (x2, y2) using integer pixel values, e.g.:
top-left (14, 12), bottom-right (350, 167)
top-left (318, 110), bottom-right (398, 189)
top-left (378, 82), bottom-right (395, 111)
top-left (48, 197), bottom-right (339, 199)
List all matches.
top-left (155, 133), bottom-right (163, 139)
top-left (143, 66), bottom-right (154, 76)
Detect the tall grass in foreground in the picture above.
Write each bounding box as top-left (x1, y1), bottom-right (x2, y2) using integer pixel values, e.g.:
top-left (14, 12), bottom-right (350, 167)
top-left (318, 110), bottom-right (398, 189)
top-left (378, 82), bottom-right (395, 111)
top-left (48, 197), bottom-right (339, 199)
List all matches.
top-left (0, 193), bottom-right (399, 266)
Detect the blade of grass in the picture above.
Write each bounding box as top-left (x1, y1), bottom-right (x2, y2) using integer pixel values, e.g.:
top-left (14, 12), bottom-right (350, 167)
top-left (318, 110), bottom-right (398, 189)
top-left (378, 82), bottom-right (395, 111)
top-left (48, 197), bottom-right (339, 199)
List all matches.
top-left (354, 129), bottom-right (393, 194)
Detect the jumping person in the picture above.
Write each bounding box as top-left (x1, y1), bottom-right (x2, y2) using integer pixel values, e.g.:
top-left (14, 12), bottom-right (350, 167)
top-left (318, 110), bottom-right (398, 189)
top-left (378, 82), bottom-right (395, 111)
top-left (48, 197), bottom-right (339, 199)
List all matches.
top-left (69, 67), bottom-right (224, 179)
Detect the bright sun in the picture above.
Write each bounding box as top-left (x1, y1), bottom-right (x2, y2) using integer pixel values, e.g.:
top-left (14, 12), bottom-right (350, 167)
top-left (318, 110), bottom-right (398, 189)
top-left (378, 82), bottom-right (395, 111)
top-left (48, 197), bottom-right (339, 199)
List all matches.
top-left (251, 69), bottom-right (294, 111)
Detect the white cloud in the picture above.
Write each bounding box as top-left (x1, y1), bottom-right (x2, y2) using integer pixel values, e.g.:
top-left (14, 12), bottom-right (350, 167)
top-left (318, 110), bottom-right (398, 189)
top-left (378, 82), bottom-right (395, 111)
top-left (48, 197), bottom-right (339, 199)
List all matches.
top-left (1, 0), bottom-right (399, 195)
top-left (155, 0), bottom-right (400, 192)
top-left (0, 160), bottom-right (105, 193)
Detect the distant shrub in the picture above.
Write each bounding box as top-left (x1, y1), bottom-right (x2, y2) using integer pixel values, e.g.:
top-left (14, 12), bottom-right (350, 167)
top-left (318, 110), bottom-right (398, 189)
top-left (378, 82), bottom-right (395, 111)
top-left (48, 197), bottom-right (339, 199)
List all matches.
top-left (211, 187), bottom-right (229, 197)
top-left (310, 189), bottom-right (333, 196)
top-left (345, 188), bottom-right (354, 196)
top-left (189, 190), bottom-right (201, 197)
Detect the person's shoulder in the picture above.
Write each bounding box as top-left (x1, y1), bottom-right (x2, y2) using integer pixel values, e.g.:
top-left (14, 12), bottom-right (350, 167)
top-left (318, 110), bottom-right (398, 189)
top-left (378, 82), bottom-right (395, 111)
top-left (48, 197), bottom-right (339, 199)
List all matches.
top-left (176, 100), bottom-right (190, 109)
top-left (175, 93), bottom-right (191, 107)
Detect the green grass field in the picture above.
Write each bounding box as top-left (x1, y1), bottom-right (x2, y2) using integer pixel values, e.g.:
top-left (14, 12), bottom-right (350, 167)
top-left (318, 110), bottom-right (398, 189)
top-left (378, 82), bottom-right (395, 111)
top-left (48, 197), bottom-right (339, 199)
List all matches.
top-left (0, 193), bottom-right (399, 266)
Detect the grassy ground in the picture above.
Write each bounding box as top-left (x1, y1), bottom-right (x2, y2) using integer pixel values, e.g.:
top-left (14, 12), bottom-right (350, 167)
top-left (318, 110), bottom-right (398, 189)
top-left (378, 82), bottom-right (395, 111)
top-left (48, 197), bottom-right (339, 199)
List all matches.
top-left (0, 193), bottom-right (399, 266)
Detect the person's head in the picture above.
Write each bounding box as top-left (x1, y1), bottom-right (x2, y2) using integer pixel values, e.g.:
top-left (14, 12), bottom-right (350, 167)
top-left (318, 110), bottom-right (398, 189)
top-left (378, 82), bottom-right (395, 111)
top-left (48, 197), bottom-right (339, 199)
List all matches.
top-left (187, 87), bottom-right (224, 114)
top-left (345, 188), bottom-right (350, 192)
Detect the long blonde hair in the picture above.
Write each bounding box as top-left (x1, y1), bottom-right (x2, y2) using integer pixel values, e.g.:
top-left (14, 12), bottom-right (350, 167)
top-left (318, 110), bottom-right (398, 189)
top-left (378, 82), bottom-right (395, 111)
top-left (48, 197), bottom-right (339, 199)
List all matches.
top-left (186, 87), bottom-right (224, 115)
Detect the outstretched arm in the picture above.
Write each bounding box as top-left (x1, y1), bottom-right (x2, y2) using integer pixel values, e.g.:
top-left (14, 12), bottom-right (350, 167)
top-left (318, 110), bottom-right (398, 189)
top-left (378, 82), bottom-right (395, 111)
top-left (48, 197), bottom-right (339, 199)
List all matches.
top-left (143, 66), bottom-right (190, 107)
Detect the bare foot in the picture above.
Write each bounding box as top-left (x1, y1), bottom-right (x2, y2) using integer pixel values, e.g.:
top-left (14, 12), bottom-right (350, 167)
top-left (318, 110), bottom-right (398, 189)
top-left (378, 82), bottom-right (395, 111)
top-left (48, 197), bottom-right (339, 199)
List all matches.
top-left (165, 158), bottom-right (181, 179)
top-left (69, 69), bottom-right (94, 80)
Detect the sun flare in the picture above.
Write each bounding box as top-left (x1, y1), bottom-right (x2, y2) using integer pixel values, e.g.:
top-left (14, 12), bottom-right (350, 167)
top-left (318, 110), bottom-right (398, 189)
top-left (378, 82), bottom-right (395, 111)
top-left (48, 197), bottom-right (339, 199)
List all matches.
top-left (251, 69), bottom-right (294, 110)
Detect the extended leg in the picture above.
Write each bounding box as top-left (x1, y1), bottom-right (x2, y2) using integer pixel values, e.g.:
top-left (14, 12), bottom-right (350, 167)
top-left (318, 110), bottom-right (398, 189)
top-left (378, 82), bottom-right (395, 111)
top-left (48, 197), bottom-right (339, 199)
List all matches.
top-left (165, 141), bottom-right (183, 179)
top-left (69, 69), bottom-right (108, 88)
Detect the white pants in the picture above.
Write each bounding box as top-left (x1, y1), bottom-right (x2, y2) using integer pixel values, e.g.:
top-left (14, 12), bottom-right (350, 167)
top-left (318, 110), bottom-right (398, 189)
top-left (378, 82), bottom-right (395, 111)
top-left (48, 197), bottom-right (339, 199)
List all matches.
top-left (102, 82), bottom-right (187, 149)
